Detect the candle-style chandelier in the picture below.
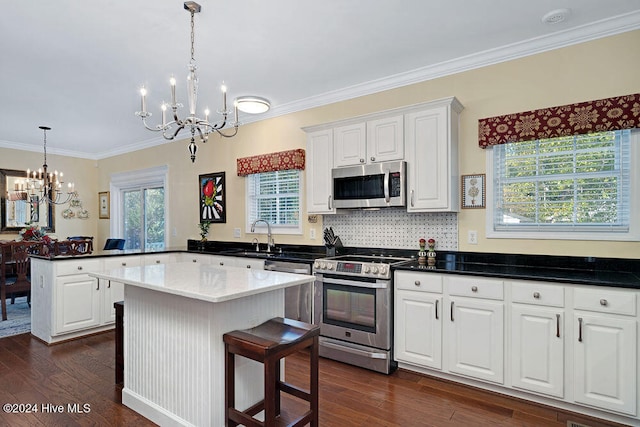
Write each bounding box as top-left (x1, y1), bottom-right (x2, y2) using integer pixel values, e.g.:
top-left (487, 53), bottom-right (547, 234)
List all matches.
top-left (135, 1), bottom-right (270, 162)
top-left (20, 126), bottom-right (76, 206)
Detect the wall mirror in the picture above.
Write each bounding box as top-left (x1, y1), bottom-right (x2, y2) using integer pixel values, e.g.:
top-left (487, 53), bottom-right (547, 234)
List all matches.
top-left (1, 168), bottom-right (54, 233)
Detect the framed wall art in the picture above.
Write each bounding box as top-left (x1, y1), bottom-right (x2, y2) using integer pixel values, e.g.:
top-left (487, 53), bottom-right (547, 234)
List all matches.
top-left (461, 174), bottom-right (486, 209)
top-left (99, 191), bottom-right (110, 219)
top-left (199, 172), bottom-right (226, 223)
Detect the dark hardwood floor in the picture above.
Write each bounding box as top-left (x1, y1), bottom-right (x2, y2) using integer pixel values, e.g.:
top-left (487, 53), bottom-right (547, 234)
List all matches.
top-left (0, 332), bottom-right (627, 426)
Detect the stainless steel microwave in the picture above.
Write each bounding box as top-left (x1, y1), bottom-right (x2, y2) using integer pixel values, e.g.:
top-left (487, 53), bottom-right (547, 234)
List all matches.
top-left (332, 161), bottom-right (406, 209)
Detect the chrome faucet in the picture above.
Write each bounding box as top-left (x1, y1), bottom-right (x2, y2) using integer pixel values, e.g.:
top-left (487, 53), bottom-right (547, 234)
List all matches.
top-left (251, 219), bottom-right (275, 253)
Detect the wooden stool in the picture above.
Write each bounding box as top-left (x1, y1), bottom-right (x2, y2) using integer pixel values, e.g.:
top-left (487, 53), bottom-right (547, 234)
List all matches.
top-left (223, 317), bottom-right (319, 427)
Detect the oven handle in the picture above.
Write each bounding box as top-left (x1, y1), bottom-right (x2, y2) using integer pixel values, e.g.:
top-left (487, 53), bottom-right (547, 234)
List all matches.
top-left (319, 276), bottom-right (389, 289)
top-left (321, 340), bottom-right (388, 360)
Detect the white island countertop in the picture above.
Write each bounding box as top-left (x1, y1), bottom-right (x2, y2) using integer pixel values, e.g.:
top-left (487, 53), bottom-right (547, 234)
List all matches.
top-left (89, 261), bottom-right (315, 303)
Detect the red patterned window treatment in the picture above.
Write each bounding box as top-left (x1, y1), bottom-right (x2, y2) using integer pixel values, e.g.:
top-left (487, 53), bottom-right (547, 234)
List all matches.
top-left (478, 93), bottom-right (640, 148)
top-left (237, 148), bottom-right (305, 176)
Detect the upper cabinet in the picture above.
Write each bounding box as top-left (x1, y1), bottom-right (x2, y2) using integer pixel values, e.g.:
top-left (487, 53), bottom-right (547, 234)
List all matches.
top-left (406, 97), bottom-right (463, 212)
top-left (334, 116), bottom-right (404, 167)
top-left (306, 129), bottom-right (336, 214)
top-left (304, 97), bottom-right (462, 215)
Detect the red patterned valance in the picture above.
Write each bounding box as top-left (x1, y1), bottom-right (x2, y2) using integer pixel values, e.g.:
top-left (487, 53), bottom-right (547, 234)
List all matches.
top-left (479, 93), bottom-right (640, 148)
top-left (237, 148), bottom-right (305, 176)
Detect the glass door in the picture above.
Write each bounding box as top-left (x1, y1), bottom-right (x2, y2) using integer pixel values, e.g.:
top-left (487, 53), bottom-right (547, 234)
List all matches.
top-left (122, 186), bottom-right (165, 250)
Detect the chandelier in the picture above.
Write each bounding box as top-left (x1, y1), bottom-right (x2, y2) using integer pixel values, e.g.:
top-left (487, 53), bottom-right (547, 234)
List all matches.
top-left (21, 126), bottom-right (76, 205)
top-left (135, 1), bottom-right (270, 162)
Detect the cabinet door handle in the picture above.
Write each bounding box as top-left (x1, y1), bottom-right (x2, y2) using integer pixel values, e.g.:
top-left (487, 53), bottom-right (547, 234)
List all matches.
top-left (96, 280), bottom-right (100, 291)
top-left (533, 292), bottom-right (540, 299)
top-left (107, 280), bottom-right (111, 289)
top-left (435, 299), bottom-right (439, 320)
top-left (450, 301), bottom-right (454, 322)
top-left (578, 317), bottom-right (583, 342)
top-left (328, 195), bottom-right (332, 210)
top-left (410, 190), bottom-right (415, 207)
top-left (556, 313), bottom-right (560, 338)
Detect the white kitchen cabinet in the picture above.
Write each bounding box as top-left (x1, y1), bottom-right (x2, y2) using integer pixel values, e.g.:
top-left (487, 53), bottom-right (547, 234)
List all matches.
top-left (510, 281), bottom-right (564, 398)
top-left (305, 128), bottom-right (335, 214)
top-left (573, 288), bottom-right (637, 416)
top-left (395, 272), bottom-right (443, 369)
top-left (405, 97), bottom-right (463, 212)
top-left (55, 272), bottom-right (101, 334)
top-left (334, 123), bottom-right (366, 167)
top-left (333, 116), bottom-right (404, 167)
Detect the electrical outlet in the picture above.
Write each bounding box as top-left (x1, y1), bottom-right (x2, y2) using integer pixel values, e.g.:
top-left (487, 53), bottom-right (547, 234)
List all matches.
top-left (233, 228), bottom-right (241, 238)
top-left (468, 230), bottom-right (478, 245)
top-left (310, 228), bottom-right (316, 239)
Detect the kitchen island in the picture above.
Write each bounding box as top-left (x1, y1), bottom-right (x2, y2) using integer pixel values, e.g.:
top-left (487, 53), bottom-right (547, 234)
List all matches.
top-left (90, 261), bottom-right (315, 427)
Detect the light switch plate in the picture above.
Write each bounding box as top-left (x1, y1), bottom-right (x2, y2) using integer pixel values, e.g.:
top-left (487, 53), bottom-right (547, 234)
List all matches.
top-left (233, 228), bottom-right (241, 238)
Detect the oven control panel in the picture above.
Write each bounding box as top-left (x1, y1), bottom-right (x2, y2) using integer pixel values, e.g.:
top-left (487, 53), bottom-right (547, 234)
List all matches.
top-left (313, 260), bottom-right (391, 279)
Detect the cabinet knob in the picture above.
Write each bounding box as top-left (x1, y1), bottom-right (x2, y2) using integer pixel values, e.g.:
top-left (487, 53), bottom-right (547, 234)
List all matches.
top-left (156, 260), bottom-right (161, 264)
top-left (600, 299), bottom-right (608, 306)
top-left (77, 266), bottom-right (83, 271)
top-left (370, 157), bottom-right (375, 162)
top-left (360, 158), bottom-right (365, 163)
top-left (246, 265), bottom-right (251, 269)
top-left (219, 262), bottom-right (224, 266)
top-left (414, 280), bottom-right (421, 286)
top-left (471, 286), bottom-right (478, 292)
top-left (192, 259), bottom-right (197, 263)
top-left (121, 262), bottom-right (127, 266)
top-left (533, 292), bottom-right (540, 299)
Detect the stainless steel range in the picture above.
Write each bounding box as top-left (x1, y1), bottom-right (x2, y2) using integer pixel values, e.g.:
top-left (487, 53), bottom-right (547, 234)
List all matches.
top-left (313, 254), bottom-right (410, 374)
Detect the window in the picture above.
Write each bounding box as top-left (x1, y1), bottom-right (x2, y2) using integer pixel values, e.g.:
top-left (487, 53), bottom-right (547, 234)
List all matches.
top-left (246, 170), bottom-right (301, 234)
top-left (110, 166), bottom-right (168, 250)
top-left (487, 130), bottom-right (639, 241)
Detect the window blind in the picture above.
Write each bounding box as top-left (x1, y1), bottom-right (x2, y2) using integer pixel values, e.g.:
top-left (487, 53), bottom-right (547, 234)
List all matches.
top-left (493, 130), bottom-right (631, 232)
top-left (247, 170), bottom-right (300, 228)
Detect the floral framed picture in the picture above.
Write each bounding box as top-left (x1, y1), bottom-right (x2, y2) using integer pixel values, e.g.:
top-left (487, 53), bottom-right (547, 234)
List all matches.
top-left (99, 191), bottom-right (110, 219)
top-left (199, 172), bottom-right (226, 223)
top-left (461, 174), bottom-right (486, 209)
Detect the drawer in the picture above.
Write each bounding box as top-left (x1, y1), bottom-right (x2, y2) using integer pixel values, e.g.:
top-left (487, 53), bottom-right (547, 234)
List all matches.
top-left (574, 287), bottom-right (636, 316)
top-left (55, 259), bottom-right (102, 276)
top-left (104, 256), bottom-right (142, 270)
top-left (446, 276), bottom-right (504, 300)
top-left (395, 271), bottom-right (442, 293)
top-left (512, 281), bottom-right (565, 307)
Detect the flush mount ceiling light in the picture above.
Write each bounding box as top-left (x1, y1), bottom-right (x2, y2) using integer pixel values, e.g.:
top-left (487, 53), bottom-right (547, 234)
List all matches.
top-left (542, 8), bottom-right (571, 24)
top-left (235, 96), bottom-right (271, 114)
top-left (135, 2), bottom-right (270, 162)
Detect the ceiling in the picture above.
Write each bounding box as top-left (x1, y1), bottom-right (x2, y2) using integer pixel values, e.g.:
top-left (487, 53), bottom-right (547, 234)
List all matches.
top-left (1, 1), bottom-right (639, 160)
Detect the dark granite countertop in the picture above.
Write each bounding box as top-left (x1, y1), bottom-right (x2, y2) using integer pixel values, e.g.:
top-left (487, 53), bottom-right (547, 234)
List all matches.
top-left (395, 252), bottom-right (640, 289)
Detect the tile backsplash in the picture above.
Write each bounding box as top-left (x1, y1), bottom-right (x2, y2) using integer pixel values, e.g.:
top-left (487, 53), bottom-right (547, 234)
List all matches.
top-left (322, 208), bottom-right (458, 251)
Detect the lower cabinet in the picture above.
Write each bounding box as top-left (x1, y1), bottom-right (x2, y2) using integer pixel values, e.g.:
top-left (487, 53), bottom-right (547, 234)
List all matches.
top-left (55, 272), bottom-right (101, 334)
top-left (31, 253), bottom-right (266, 344)
top-left (572, 287), bottom-right (637, 416)
top-left (510, 281), bottom-right (565, 398)
top-left (394, 271), bottom-right (640, 425)
top-left (395, 272), bottom-right (442, 369)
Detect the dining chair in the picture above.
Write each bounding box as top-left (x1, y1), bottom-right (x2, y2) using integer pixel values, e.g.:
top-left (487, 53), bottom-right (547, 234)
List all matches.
top-left (1, 244), bottom-right (32, 321)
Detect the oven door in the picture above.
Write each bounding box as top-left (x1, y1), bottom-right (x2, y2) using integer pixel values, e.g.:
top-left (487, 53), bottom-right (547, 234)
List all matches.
top-left (313, 274), bottom-right (391, 350)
